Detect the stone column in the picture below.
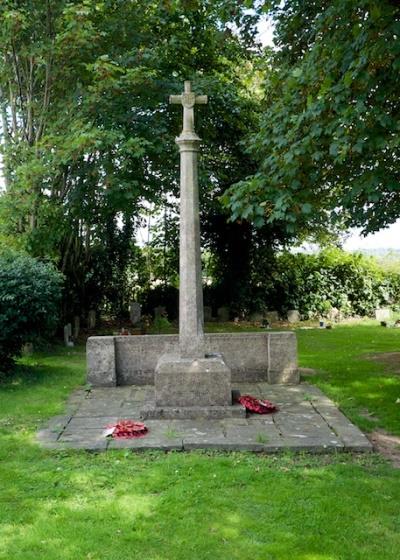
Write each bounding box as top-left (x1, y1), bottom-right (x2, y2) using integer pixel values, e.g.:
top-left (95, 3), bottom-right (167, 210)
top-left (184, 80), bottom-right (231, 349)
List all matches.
top-left (176, 131), bottom-right (204, 358)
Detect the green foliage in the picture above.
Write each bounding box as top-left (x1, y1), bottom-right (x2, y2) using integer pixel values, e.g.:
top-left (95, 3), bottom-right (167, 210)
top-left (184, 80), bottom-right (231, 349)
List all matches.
top-left (224, 0), bottom-right (400, 234)
top-left (0, 252), bottom-right (63, 370)
top-left (265, 249), bottom-right (395, 319)
top-left (0, 0), bottom-right (265, 318)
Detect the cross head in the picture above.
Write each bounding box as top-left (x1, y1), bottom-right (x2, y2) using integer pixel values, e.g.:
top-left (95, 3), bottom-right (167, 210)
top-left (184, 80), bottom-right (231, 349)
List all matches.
top-left (169, 81), bottom-right (208, 133)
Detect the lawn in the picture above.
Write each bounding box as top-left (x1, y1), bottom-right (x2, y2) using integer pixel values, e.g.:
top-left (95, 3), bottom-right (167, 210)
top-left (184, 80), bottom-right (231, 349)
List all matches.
top-left (0, 325), bottom-right (399, 560)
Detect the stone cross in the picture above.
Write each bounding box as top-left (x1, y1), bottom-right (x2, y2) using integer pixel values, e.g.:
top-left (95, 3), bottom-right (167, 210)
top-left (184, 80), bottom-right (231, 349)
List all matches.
top-left (169, 81), bottom-right (208, 358)
top-left (170, 81), bottom-right (208, 134)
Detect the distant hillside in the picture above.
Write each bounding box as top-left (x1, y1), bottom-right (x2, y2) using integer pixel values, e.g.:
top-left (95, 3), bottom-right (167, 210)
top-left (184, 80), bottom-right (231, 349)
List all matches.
top-left (350, 248), bottom-right (400, 257)
top-left (349, 248), bottom-right (400, 273)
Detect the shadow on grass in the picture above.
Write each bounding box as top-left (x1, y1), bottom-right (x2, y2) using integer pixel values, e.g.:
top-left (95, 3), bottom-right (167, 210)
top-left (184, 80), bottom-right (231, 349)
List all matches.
top-left (0, 441), bottom-right (399, 560)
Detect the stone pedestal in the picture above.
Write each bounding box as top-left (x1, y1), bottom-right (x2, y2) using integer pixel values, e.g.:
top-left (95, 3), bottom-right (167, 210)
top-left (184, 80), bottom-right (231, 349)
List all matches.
top-left (141, 352), bottom-right (245, 419)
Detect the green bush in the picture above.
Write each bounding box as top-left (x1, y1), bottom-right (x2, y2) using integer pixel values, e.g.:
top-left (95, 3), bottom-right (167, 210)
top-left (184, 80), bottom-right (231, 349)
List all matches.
top-left (272, 249), bottom-right (396, 319)
top-left (0, 252), bottom-right (63, 371)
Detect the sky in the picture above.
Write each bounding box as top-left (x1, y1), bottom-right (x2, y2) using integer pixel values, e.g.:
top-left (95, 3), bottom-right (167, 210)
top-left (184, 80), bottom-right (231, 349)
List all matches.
top-left (1, 15), bottom-right (400, 251)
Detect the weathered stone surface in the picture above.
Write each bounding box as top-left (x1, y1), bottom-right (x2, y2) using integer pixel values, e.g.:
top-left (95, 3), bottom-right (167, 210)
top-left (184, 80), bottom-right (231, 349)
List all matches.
top-left (108, 437), bottom-right (182, 451)
top-left (141, 404), bottom-right (246, 420)
top-left (67, 416), bottom-right (119, 430)
top-left (268, 332), bottom-right (299, 384)
top-left (287, 310), bottom-right (300, 323)
top-left (129, 302), bottom-right (141, 325)
top-left (87, 336), bottom-right (116, 386)
top-left (88, 332), bottom-right (299, 386)
top-left (37, 382), bottom-right (373, 453)
top-left (154, 354), bottom-right (232, 407)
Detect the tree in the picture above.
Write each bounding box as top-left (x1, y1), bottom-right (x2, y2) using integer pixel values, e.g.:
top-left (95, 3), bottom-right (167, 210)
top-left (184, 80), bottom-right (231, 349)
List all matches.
top-left (0, 0), bottom-right (264, 318)
top-left (0, 251), bottom-right (63, 371)
top-left (223, 0), bottom-right (400, 235)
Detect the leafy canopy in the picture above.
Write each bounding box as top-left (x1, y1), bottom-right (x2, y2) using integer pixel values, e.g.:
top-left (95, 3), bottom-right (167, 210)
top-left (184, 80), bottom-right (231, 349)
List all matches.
top-left (223, 0), bottom-right (400, 235)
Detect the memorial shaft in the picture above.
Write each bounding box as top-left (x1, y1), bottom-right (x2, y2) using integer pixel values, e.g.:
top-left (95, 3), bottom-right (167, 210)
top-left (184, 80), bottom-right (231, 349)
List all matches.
top-left (169, 81), bottom-right (208, 358)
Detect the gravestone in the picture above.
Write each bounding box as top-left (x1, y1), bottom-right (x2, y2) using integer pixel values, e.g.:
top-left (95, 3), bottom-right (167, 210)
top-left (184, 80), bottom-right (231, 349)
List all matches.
top-left (327, 307), bottom-right (340, 322)
top-left (287, 310), bottom-right (300, 323)
top-left (88, 310), bottom-right (96, 329)
top-left (265, 311), bottom-right (279, 324)
top-left (217, 306), bottom-right (230, 322)
top-left (22, 343), bottom-right (34, 356)
top-left (375, 308), bottom-right (391, 321)
top-left (154, 306), bottom-right (167, 319)
top-left (129, 302), bottom-right (141, 326)
top-left (249, 311), bottom-right (264, 322)
top-left (64, 323), bottom-right (74, 347)
top-left (73, 316), bottom-right (80, 339)
top-left (203, 306), bottom-right (213, 322)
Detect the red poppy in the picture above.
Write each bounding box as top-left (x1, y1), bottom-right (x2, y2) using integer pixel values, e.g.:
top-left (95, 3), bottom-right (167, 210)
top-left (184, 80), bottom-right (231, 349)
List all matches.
top-left (238, 395), bottom-right (278, 414)
top-left (107, 420), bottom-right (148, 438)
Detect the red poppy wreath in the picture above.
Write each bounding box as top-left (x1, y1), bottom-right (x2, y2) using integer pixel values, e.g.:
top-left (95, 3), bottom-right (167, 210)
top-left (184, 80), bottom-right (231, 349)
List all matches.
top-left (238, 395), bottom-right (278, 414)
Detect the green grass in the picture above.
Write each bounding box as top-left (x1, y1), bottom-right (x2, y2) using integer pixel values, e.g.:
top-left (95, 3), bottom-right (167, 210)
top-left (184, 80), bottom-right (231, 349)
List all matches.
top-left (0, 326), bottom-right (400, 559)
top-left (297, 325), bottom-right (400, 435)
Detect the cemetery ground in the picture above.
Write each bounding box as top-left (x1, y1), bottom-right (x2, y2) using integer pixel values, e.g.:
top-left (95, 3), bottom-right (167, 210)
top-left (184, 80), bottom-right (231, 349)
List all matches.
top-left (1, 324), bottom-right (400, 559)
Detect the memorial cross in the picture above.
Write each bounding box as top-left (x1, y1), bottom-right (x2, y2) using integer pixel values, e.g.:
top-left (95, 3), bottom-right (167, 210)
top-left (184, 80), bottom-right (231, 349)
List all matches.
top-left (169, 81), bottom-right (208, 358)
top-left (169, 81), bottom-right (208, 134)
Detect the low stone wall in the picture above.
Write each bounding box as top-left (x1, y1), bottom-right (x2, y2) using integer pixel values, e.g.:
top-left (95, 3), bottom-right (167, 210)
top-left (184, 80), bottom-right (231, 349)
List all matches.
top-left (87, 332), bottom-right (299, 386)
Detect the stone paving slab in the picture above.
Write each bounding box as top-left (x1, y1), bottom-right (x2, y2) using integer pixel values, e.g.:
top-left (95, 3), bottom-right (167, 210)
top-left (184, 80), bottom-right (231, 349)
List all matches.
top-left (37, 383), bottom-right (373, 453)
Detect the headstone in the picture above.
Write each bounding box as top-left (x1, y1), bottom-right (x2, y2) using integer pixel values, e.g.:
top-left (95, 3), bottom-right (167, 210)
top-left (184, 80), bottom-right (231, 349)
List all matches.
top-left (375, 308), bottom-right (391, 321)
top-left (203, 306), bottom-right (213, 322)
top-left (64, 324), bottom-right (74, 347)
top-left (22, 343), bottom-right (33, 356)
top-left (217, 306), bottom-right (230, 322)
top-left (129, 302), bottom-right (141, 326)
top-left (154, 306), bottom-right (167, 319)
top-left (88, 310), bottom-right (96, 329)
top-left (287, 310), bottom-right (300, 323)
top-left (73, 316), bottom-right (80, 339)
top-left (327, 307), bottom-right (339, 322)
top-left (249, 311), bottom-right (264, 322)
top-left (265, 311), bottom-right (279, 324)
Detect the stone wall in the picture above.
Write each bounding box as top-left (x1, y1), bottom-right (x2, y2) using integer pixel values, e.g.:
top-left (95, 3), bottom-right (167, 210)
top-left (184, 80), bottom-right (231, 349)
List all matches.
top-left (87, 332), bottom-right (298, 387)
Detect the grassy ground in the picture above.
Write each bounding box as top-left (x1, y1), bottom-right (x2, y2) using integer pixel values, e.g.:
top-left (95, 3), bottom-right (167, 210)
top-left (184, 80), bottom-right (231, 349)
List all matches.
top-left (0, 325), bottom-right (400, 559)
top-left (297, 325), bottom-right (400, 435)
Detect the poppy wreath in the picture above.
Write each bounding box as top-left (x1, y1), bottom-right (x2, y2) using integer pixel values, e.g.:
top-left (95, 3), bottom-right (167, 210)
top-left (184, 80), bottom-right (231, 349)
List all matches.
top-left (238, 395), bottom-right (278, 414)
top-left (109, 420), bottom-right (148, 438)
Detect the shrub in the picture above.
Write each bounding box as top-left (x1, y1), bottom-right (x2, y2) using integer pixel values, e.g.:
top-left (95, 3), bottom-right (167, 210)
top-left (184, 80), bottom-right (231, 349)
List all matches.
top-left (270, 249), bottom-right (396, 319)
top-left (0, 252), bottom-right (63, 371)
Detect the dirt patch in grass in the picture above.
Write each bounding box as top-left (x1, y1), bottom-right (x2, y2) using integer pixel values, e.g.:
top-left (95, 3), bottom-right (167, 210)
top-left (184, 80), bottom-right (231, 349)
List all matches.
top-left (369, 430), bottom-right (400, 468)
top-left (365, 352), bottom-right (400, 374)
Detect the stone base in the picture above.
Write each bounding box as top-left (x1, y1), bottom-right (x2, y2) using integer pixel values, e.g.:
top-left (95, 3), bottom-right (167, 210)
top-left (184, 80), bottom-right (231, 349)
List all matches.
top-left (155, 353), bottom-right (232, 407)
top-left (141, 403), bottom-right (246, 420)
top-left (87, 332), bottom-right (299, 386)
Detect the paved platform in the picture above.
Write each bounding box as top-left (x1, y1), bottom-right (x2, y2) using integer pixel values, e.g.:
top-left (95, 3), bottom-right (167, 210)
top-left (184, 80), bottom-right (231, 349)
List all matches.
top-left (37, 383), bottom-right (372, 452)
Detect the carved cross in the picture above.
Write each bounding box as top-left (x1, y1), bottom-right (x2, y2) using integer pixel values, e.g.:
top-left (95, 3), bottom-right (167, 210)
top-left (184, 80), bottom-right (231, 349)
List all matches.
top-left (169, 81), bottom-right (208, 133)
